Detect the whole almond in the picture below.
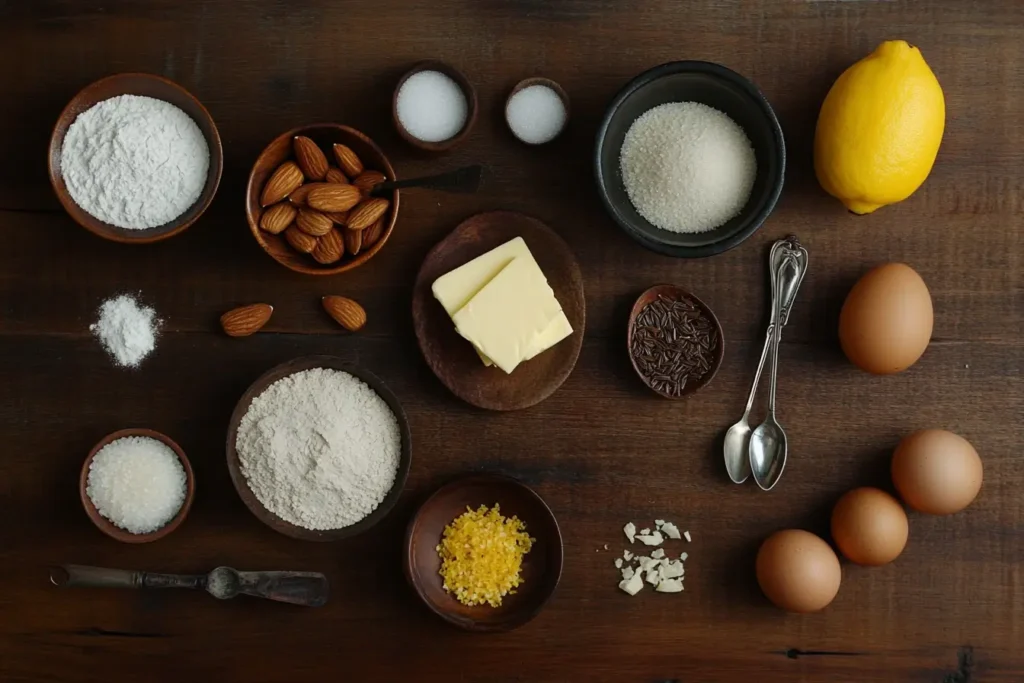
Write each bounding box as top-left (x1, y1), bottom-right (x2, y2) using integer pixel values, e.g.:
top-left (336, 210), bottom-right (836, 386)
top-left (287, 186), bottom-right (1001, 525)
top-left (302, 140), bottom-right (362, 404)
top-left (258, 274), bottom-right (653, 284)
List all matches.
top-left (312, 229), bottom-right (345, 264)
top-left (288, 182), bottom-right (323, 206)
top-left (325, 167), bottom-right (349, 184)
top-left (308, 184), bottom-right (361, 213)
top-left (220, 303), bottom-right (273, 337)
top-left (296, 208), bottom-right (334, 236)
top-left (259, 203), bottom-right (297, 234)
top-left (332, 143), bottom-right (364, 177)
top-left (293, 136), bottom-right (329, 180)
top-left (261, 161), bottom-right (303, 206)
top-left (325, 209), bottom-right (350, 225)
top-left (346, 198), bottom-right (389, 231)
top-left (285, 225), bottom-right (318, 253)
top-left (362, 214), bottom-right (387, 249)
top-left (343, 227), bottom-right (363, 256)
top-left (353, 170), bottom-right (387, 195)
top-left (322, 295), bottom-right (366, 332)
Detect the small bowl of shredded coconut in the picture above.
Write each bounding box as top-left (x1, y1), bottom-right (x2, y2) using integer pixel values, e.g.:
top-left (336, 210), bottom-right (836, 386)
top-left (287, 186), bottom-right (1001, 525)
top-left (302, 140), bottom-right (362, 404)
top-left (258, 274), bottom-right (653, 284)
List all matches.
top-left (595, 61), bottom-right (785, 258)
top-left (48, 73), bottom-right (224, 244)
top-left (80, 428), bottom-right (194, 543)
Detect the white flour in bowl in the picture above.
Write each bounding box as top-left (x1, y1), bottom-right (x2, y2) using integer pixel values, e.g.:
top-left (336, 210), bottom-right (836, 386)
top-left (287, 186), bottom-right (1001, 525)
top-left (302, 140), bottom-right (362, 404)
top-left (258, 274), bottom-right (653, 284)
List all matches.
top-left (60, 94), bottom-right (209, 229)
top-left (236, 368), bottom-right (402, 531)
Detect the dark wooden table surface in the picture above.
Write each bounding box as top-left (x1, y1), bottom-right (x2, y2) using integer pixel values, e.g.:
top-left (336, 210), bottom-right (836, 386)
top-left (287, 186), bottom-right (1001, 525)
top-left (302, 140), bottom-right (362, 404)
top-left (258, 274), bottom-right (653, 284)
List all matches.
top-left (1, 1), bottom-right (1021, 681)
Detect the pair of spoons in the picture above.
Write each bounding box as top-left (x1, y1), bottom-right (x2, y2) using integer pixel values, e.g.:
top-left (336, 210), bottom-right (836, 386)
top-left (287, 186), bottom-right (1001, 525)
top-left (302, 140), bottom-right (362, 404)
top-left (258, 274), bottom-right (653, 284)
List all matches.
top-left (724, 236), bottom-right (808, 490)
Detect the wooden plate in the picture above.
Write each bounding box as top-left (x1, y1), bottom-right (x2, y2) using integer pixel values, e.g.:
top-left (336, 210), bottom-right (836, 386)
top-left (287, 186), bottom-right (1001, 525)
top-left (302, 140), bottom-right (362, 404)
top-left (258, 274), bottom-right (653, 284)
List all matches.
top-left (412, 211), bottom-right (585, 411)
top-left (404, 473), bottom-right (563, 632)
top-left (80, 428), bottom-right (195, 543)
top-left (225, 356), bottom-right (412, 541)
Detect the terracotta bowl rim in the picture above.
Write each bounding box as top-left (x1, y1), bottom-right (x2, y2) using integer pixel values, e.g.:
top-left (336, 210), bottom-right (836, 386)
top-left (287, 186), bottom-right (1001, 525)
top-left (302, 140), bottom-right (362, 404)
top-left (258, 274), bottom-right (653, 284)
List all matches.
top-left (403, 472), bottom-right (564, 632)
top-left (47, 72), bottom-right (224, 244)
top-left (244, 123), bottom-right (399, 276)
top-left (79, 427), bottom-right (195, 543)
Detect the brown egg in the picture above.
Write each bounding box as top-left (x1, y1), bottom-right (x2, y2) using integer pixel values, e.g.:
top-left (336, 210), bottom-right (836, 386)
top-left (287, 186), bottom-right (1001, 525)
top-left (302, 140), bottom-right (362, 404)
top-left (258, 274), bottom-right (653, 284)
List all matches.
top-left (892, 429), bottom-right (983, 515)
top-left (831, 487), bottom-right (908, 565)
top-left (839, 263), bottom-right (933, 374)
top-left (756, 529), bottom-right (841, 613)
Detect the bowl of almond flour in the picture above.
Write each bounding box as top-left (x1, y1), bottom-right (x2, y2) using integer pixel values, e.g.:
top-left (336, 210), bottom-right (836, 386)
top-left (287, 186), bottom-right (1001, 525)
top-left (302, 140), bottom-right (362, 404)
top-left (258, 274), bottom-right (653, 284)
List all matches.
top-left (48, 73), bottom-right (223, 243)
top-left (226, 356), bottom-right (412, 541)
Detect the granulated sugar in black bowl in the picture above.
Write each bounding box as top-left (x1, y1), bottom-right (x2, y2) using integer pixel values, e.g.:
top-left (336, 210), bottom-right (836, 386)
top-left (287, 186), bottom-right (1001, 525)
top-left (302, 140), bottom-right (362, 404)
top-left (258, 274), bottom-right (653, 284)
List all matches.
top-left (595, 61), bottom-right (785, 258)
top-left (626, 285), bottom-right (724, 399)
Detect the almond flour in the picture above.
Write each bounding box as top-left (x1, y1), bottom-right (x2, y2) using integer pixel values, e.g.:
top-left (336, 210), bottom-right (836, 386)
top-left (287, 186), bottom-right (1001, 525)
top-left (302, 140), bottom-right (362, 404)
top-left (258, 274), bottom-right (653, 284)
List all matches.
top-left (235, 368), bottom-right (401, 530)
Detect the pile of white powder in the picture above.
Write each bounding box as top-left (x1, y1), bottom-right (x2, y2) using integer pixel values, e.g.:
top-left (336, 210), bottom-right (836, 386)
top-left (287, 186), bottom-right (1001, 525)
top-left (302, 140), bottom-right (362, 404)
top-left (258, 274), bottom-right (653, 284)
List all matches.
top-left (60, 94), bottom-right (209, 229)
top-left (90, 294), bottom-right (160, 368)
top-left (236, 368), bottom-right (402, 531)
top-left (620, 101), bottom-right (757, 234)
top-left (395, 70), bottom-right (468, 143)
top-left (506, 84), bottom-right (567, 145)
top-left (86, 435), bottom-right (187, 534)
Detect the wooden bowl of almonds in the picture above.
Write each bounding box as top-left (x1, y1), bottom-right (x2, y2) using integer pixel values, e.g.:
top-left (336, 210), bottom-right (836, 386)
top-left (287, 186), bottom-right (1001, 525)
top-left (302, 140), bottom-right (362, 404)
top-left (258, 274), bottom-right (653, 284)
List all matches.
top-left (246, 124), bottom-right (399, 275)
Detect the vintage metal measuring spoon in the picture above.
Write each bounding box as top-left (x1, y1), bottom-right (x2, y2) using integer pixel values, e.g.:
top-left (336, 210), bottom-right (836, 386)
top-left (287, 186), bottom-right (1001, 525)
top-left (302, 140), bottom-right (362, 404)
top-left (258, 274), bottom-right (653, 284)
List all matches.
top-left (749, 238), bottom-right (808, 491)
top-left (50, 564), bottom-right (329, 607)
top-left (723, 236), bottom-right (808, 485)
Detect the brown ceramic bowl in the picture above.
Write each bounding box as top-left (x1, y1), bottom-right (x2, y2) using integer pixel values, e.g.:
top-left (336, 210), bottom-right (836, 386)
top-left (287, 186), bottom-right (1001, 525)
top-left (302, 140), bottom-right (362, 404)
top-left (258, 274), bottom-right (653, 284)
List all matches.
top-left (80, 428), bottom-right (195, 543)
top-left (627, 284), bottom-right (725, 399)
top-left (405, 473), bottom-right (563, 632)
top-left (393, 61), bottom-right (478, 152)
top-left (505, 77), bottom-right (570, 144)
top-left (226, 356), bottom-right (412, 541)
top-left (246, 124), bottom-right (399, 276)
top-left (48, 73), bottom-right (223, 244)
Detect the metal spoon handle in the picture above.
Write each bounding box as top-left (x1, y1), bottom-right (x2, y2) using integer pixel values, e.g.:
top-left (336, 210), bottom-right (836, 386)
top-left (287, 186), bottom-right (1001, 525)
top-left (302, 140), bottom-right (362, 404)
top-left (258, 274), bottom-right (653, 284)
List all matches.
top-left (740, 326), bottom-right (773, 418)
top-left (50, 565), bottom-right (202, 590)
top-left (235, 571), bottom-right (330, 607)
top-left (765, 244), bottom-right (807, 415)
top-left (371, 165), bottom-right (482, 195)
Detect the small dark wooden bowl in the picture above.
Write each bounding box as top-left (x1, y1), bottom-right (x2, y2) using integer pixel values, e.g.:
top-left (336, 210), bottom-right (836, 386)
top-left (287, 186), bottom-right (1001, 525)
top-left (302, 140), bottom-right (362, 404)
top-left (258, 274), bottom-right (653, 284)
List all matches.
top-left (48, 73), bottom-right (223, 244)
top-left (412, 211), bottom-right (585, 411)
top-left (627, 284), bottom-right (725, 399)
top-left (393, 61), bottom-right (478, 152)
top-left (405, 473), bottom-right (563, 632)
top-left (226, 356), bottom-right (412, 541)
top-left (505, 77), bottom-right (570, 144)
top-left (246, 124), bottom-right (399, 276)
top-left (80, 428), bottom-right (195, 543)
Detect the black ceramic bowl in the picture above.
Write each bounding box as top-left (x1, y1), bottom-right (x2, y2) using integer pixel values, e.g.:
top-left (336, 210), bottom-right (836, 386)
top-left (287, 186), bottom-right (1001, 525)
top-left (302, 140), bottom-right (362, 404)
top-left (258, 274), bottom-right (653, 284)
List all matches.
top-left (595, 61), bottom-right (785, 258)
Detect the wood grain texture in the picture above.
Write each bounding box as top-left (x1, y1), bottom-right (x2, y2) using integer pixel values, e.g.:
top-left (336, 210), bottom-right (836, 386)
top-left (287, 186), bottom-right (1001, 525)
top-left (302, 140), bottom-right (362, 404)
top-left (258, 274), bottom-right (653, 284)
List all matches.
top-left (0, 1), bottom-right (1021, 681)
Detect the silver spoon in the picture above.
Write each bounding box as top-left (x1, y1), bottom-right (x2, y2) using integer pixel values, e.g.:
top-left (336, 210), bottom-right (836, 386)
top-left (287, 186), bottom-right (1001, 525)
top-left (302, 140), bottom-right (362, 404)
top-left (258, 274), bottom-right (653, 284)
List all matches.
top-left (50, 564), bottom-right (329, 607)
top-left (749, 239), bottom-right (808, 490)
top-left (724, 237), bottom-right (807, 484)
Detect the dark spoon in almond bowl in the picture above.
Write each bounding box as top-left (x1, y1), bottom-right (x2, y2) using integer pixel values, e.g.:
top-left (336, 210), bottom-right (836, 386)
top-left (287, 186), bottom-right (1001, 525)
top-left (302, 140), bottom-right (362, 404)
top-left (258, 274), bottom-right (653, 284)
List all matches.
top-left (370, 164), bottom-right (482, 196)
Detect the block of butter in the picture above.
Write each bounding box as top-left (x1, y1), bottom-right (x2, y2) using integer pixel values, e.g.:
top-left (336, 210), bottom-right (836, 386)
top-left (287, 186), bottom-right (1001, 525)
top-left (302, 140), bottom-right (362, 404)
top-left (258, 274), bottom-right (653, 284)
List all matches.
top-left (432, 237), bottom-right (573, 367)
top-left (452, 255), bottom-right (564, 374)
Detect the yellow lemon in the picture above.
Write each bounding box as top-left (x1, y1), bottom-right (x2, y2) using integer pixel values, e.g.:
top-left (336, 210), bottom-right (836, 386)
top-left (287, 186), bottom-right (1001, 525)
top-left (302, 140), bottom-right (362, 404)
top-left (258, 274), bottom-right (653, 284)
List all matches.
top-left (814, 40), bottom-right (945, 214)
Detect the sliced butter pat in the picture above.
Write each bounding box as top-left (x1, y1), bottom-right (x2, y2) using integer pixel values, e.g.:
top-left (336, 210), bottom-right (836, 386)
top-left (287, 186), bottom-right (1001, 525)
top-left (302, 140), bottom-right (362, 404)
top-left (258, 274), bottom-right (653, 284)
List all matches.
top-left (433, 237), bottom-right (532, 367)
top-left (453, 256), bottom-right (562, 374)
top-left (522, 311), bottom-right (573, 361)
top-left (432, 237), bottom-right (530, 314)
top-left (432, 236), bottom-right (572, 368)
